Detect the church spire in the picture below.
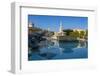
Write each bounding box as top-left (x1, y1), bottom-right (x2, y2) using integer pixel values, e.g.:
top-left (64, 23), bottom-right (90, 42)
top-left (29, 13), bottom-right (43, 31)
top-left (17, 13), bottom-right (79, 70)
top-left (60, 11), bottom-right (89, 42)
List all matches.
top-left (59, 21), bottom-right (63, 32)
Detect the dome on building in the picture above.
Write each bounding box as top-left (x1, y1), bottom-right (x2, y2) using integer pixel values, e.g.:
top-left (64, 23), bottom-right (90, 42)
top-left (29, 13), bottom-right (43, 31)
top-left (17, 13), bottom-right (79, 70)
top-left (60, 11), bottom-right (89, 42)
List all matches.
top-left (28, 22), bottom-right (33, 28)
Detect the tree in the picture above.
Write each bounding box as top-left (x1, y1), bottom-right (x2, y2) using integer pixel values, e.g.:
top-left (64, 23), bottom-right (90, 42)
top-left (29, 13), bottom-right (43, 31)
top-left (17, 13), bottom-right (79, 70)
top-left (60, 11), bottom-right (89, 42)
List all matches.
top-left (79, 31), bottom-right (85, 38)
top-left (84, 30), bottom-right (88, 39)
top-left (63, 29), bottom-right (73, 36)
top-left (85, 30), bottom-right (88, 36)
top-left (70, 30), bottom-right (80, 38)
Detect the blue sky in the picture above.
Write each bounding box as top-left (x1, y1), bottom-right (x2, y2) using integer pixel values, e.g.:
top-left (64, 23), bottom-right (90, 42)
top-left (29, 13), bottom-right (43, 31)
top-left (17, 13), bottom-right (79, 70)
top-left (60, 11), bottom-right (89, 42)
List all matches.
top-left (28, 15), bottom-right (88, 32)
